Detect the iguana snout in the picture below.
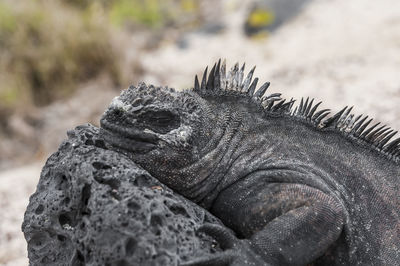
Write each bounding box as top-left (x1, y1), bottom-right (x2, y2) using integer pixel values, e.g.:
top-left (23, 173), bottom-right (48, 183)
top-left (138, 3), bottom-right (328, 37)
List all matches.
top-left (100, 82), bottom-right (200, 151)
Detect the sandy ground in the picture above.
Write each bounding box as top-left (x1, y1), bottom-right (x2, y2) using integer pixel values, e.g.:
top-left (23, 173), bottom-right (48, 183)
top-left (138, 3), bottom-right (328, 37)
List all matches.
top-left (0, 163), bottom-right (43, 266)
top-left (1, 0), bottom-right (400, 264)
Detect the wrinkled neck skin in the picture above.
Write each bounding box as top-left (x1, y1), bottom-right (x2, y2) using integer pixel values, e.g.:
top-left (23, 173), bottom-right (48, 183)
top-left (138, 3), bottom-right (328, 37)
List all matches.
top-left (173, 98), bottom-right (271, 209)
top-left (178, 107), bottom-right (245, 206)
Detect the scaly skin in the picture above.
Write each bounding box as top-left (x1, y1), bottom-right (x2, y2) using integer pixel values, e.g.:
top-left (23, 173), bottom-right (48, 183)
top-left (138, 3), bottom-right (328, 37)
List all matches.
top-left (100, 60), bottom-right (400, 265)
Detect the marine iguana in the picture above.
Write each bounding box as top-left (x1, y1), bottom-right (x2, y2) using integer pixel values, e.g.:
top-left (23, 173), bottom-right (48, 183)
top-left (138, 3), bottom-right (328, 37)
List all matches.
top-left (100, 60), bottom-right (400, 265)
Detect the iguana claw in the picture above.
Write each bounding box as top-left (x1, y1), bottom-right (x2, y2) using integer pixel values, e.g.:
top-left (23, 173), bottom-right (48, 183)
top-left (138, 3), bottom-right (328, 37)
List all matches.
top-left (197, 223), bottom-right (238, 249)
top-left (180, 223), bottom-right (268, 266)
top-left (180, 250), bottom-right (235, 266)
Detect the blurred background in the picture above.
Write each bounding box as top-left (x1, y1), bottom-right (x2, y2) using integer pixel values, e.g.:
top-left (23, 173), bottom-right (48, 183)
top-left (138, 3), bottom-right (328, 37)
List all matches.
top-left (1, 0), bottom-right (400, 265)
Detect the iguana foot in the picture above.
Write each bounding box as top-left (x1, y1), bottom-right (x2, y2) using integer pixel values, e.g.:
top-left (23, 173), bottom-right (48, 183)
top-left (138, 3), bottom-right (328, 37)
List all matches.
top-left (180, 223), bottom-right (268, 266)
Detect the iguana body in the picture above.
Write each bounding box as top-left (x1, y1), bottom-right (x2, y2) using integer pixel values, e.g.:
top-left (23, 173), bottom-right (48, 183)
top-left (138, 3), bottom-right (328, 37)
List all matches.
top-left (100, 60), bottom-right (400, 265)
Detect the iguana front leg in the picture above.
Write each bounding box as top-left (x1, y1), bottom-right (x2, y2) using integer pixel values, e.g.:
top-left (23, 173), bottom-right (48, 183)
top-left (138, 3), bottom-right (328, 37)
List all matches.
top-left (210, 183), bottom-right (345, 265)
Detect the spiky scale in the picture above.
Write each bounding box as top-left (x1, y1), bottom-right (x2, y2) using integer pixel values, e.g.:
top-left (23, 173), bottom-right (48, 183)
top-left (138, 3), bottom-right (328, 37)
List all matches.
top-left (341, 114), bottom-right (354, 132)
top-left (254, 82), bottom-right (270, 99)
top-left (214, 59), bottom-right (221, 90)
top-left (279, 99), bottom-right (295, 113)
top-left (312, 108), bottom-right (329, 118)
top-left (337, 107), bottom-right (353, 130)
top-left (315, 112), bottom-right (330, 124)
top-left (280, 102), bottom-right (293, 112)
top-left (302, 97), bottom-right (310, 115)
top-left (353, 114), bottom-right (363, 123)
top-left (356, 118), bottom-right (373, 136)
top-left (288, 98), bottom-right (296, 109)
top-left (226, 64), bottom-right (234, 89)
top-left (361, 122), bottom-right (381, 138)
top-left (343, 106), bottom-right (353, 117)
top-left (351, 115), bottom-right (368, 134)
top-left (266, 93), bottom-right (281, 100)
top-left (247, 78), bottom-right (259, 96)
top-left (240, 62), bottom-right (245, 72)
top-left (371, 129), bottom-right (391, 144)
top-left (298, 98), bottom-right (304, 115)
top-left (206, 64), bottom-right (216, 91)
top-left (194, 75), bottom-right (200, 91)
top-left (338, 106), bottom-right (353, 124)
top-left (312, 109), bottom-right (330, 124)
top-left (308, 101), bottom-right (322, 119)
top-left (292, 106), bottom-right (298, 115)
top-left (272, 99), bottom-right (286, 111)
top-left (238, 63), bottom-right (245, 90)
top-left (375, 129), bottom-right (394, 141)
top-left (312, 109), bottom-right (329, 120)
top-left (323, 106), bottom-right (348, 128)
top-left (349, 114), bottom-right (363, 131)
top-left (221, 59), bottom-right (227, 89)
top-left (384, 137), bottom-right (400, 153)
top-left (201, 67), bottom-right (208, 91)
top-left (242, 66), bottom-right (256, 93)
top-left (232, 63), bottom-right (240, 90)
top-left (366, 125), bottom-right (387, 141)
top-left (377, 131), bottom-right (397, 149)
top-left (265, 100), bottom-right (274, 110)
top-left (373, 130), bottom-right (394, 147)
top-left (305, 99), bottom-right (314, 117)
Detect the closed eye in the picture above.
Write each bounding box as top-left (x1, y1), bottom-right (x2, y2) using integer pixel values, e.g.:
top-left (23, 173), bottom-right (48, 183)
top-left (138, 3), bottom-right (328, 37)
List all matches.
top-left (138, 110), bottom-right (181, 134)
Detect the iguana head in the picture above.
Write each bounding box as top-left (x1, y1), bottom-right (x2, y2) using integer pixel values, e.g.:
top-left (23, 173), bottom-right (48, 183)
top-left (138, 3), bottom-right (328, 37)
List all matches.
top-left (100, 60), bottom-right (287, 198)
top-left (100, 82), bottom-right (213, 191)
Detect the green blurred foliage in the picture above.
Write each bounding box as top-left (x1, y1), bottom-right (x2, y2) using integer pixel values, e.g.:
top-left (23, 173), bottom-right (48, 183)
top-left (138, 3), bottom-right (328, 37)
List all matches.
top-left (0, 0), bottom-right (202, 120)
top-left (244, 6), bottom-right (275, 38)
top-left (109, 0), bottom-right (165, 28)
top-left (109, 0), bottom-right (201, 29)
top-left (65, 0), bottom-right (200, 29)
top-left (0, 3), bottom-right (16, 34)
top-left (247, 8), bottom-right (275, 27)
top-left (0, 0), bottom-right (122, 118)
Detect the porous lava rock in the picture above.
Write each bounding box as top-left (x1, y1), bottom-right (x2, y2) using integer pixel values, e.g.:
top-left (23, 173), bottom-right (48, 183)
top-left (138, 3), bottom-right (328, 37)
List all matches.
top-left (22, 124), bottom-right (223, 266)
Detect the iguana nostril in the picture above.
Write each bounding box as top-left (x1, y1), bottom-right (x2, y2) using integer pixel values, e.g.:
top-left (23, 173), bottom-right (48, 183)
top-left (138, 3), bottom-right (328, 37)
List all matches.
top-left (112, 109), bottom-right (123, 118)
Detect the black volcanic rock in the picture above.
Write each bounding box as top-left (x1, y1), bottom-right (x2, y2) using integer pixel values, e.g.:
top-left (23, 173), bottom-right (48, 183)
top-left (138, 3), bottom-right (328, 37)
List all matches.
top-left (22, 124), bottom-right (224, 266)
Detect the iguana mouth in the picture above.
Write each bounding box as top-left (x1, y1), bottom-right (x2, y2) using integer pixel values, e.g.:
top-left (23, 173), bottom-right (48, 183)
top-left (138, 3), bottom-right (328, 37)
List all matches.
top-left (100, 121), bottom-right (159, 153)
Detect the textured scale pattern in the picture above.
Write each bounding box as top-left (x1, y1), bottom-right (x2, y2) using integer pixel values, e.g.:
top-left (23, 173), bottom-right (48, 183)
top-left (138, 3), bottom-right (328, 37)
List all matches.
top-left (195, 59), bottom-right (400, 162)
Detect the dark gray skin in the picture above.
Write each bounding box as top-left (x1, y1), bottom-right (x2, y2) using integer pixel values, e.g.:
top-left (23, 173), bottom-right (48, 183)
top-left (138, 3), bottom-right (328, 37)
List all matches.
top-left (100, 61), bottom-right (400, 265)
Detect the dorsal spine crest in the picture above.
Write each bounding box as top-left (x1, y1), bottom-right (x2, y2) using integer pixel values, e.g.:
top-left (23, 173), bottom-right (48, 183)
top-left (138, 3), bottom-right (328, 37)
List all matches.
top-left (192, 59), bottom-right (400, 163)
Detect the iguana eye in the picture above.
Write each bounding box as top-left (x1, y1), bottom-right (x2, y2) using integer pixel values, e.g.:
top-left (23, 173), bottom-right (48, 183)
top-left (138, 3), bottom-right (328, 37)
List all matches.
top-left (138, 110), bottom-right (181, 134)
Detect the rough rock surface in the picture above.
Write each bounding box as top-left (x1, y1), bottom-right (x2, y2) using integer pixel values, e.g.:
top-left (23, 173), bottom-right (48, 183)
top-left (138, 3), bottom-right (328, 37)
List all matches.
top-left (22, 124), bottom-right (223, 266)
